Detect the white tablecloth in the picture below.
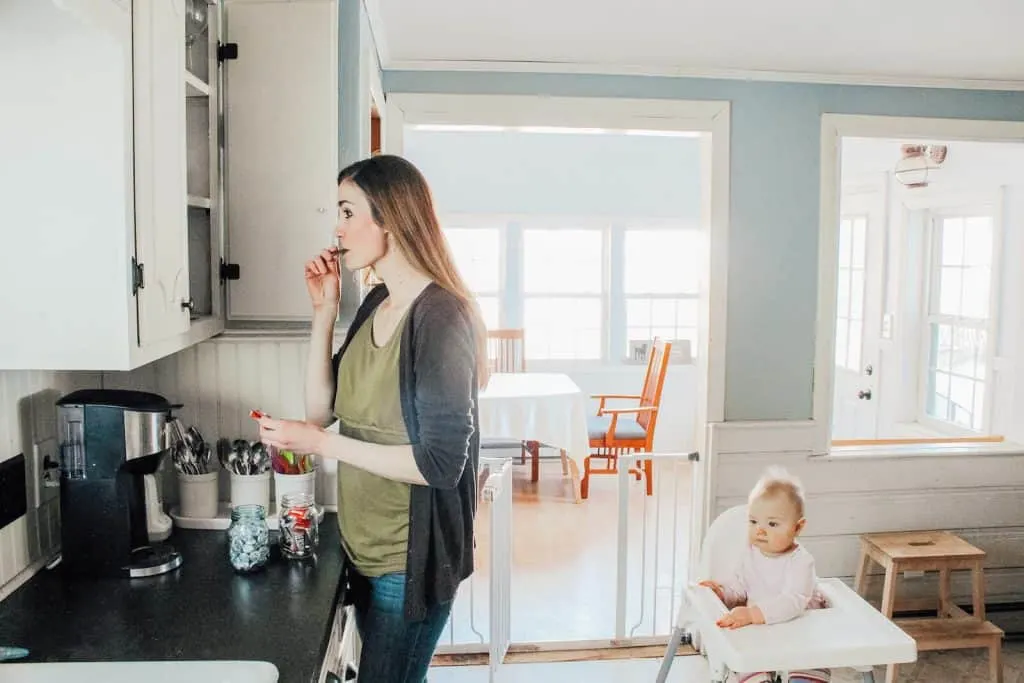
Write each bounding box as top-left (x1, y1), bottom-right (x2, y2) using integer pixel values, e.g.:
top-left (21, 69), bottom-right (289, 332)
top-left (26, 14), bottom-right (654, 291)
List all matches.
top-left (478, 373), bottom-right (590, 473)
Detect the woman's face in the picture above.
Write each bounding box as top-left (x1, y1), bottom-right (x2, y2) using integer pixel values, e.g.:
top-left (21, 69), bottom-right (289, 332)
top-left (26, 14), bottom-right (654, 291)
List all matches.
top-left (336, 180), bottom-right (387, 270)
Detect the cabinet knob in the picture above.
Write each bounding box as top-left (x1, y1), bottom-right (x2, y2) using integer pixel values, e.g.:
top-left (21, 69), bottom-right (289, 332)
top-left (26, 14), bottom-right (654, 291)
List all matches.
top-left (858, 389), bottom-right (872, 400)
top-left (181, 298), bottom-right (196, 313)
top-left (317, 207), bottom-right (327, 214)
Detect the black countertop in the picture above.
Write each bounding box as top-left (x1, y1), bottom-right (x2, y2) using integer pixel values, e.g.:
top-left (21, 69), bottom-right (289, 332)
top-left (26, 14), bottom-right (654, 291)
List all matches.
top-left (0, 514), bottom-right (345, 683)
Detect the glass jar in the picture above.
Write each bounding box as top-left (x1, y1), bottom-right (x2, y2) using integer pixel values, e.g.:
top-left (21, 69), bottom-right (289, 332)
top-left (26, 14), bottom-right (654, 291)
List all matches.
top-left (227, 504), bottom-right (270, 572)
top-left (279, 492), bottom-right (319, 559)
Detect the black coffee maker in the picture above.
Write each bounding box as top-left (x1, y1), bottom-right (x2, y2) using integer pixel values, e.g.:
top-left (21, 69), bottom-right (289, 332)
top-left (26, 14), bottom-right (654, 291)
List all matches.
top-left (56, 389), bottom-right (183, 578)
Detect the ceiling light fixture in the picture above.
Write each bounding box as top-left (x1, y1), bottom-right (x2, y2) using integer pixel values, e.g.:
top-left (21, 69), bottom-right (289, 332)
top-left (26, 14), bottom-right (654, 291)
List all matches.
top-left (894, 144), bottom-right (948, 188)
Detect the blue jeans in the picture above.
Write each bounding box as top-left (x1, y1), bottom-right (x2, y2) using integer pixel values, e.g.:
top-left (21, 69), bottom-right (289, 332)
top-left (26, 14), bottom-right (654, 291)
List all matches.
top-left (353, 572), bottom-right (452, 683)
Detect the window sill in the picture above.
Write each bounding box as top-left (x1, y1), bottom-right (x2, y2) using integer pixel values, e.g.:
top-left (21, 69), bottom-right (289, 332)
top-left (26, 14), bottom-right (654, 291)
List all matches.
top-left (819, 440), bottom-right (1024, 461)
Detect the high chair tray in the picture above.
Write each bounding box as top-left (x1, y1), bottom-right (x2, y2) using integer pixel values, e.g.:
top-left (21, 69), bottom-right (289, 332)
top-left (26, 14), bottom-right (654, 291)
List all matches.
top-left (690, 577), bottom-right (917, 673)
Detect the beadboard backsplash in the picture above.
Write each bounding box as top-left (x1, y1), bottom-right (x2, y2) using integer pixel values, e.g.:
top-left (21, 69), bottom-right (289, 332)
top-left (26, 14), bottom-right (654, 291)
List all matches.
top-left (0, 339), bottom-right (329, 594)
top-left (0, 369), bottom-right (102, 594)
top-left (103, 338), bottom-right (335, 511)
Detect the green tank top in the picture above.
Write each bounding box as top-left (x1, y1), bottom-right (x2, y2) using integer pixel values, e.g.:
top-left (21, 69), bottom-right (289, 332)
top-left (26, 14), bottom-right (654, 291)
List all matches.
top-left (334, 309), bottom-right (411, 577)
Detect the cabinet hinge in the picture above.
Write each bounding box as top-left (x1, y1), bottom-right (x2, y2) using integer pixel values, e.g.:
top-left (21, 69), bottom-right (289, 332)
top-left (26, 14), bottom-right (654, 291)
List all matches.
top-left (131, 258), bottom-right (145, 296)
top-left (220, 259), bottom-right (241, 283)
top-left (217, 42), bottom-right (239, 62)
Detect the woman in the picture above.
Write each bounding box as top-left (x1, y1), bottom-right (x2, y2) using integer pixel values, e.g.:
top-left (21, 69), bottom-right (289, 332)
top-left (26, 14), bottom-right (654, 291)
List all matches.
top-left (256, 154), bottom-right (488, 682)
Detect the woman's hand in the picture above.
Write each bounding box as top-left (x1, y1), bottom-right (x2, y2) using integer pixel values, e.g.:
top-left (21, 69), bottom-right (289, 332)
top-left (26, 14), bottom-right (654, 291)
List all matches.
top-left (305, 247), bottom-right (341, 311)
top-left (716, 605), bottom-right (764, 630)
top-left (257, 416), bottom-right (328, 456)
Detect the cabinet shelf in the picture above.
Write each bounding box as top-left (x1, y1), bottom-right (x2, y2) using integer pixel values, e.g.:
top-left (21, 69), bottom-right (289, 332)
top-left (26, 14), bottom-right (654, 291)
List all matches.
top-left (187, 194), bottom-right (211, 209)
top-left (185, 69), bottom-right (210, 97)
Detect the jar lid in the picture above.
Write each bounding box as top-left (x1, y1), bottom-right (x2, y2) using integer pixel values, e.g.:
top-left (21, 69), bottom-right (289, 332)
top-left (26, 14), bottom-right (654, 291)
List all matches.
top-left (231, 504), bottom-right (267, 520)
top-left (281, 492), bottom-right (314, 509)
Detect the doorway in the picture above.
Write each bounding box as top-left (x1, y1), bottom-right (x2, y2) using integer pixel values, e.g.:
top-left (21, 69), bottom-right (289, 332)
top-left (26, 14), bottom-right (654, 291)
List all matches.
top-left (380, 94), bottom-right (730, 660)
top-left (818, 115), bottom-right (1024, 452)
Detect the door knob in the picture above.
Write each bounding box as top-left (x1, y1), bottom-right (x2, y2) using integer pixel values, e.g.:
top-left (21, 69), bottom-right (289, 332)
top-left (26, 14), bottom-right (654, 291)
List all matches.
top-left (180, 297), bottom-right (196, 313)
top-left (858, 389), bottom-right (872, 400)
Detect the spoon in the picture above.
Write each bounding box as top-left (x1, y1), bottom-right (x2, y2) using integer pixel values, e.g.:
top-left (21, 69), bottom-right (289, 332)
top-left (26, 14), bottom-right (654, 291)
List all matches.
top-left (216, 438), bottom-right (233, 470)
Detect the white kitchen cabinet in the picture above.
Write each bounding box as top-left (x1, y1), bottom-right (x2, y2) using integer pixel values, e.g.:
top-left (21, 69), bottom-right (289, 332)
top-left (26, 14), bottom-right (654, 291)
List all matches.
top-left (134, 0), bottom-right (191, 347)
top-left (318, 603), bottom-right (359, 683)
top-left (0, 0), bottom-right (225, 371)
top-left (222, 0), bottom-right (361, 324)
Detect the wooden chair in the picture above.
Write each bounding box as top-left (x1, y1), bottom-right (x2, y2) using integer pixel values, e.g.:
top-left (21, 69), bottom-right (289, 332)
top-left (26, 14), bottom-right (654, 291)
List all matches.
top-left (483, 329), bottom-right (568, 483)
top-left (486, 329), bottom-right (526, 373)
top-left (582, 338), bottom-right (671, 499)
top-left (481, 329), bottom-right (535, 469)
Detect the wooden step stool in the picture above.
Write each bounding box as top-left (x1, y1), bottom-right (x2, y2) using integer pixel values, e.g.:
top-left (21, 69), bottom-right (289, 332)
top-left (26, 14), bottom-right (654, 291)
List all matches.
top-left (854, 530), bottom-right (1004, 683)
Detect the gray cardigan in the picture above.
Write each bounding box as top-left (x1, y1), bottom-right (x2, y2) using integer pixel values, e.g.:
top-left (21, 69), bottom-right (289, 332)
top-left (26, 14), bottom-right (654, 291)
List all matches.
top-left (331, 282), bottom-right (480, 621)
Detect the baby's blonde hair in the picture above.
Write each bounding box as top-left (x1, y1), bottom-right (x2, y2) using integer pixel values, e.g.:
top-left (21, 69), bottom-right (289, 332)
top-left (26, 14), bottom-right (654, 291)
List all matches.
top-left (748, 466), bottom-right (806, 519)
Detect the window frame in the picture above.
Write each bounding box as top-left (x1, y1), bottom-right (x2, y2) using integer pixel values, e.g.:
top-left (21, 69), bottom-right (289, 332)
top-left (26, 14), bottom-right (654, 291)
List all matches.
top-left (441, 222), bottom-right (506, 330)
top-left (441, 212), bottom-right (700, 366)
top-left (916, 206), bottom-right (1001, 436)
top-left (834, 214), bottom-right (869, 373)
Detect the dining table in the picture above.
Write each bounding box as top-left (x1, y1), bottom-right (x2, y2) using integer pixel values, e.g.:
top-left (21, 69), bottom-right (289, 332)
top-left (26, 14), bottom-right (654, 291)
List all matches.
top-left (478, 372), bottom-right (591, 503)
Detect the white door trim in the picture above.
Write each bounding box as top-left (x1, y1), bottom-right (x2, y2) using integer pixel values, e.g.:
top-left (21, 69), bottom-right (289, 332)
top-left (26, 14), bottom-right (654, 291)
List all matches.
top-left (815, 114), bottom-right (1024, 454)
top-left (385, 92), bottom-right (731, 575)
top-left (386, 93), bottom-right (730, 430)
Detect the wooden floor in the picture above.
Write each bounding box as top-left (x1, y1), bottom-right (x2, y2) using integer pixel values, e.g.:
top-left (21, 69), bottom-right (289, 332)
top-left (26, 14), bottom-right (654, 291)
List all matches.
top-left (430, 640), bottom-right (1024, 682)
top-left (439, 455), bottom-right (693, 646)
top-left (849, 640), bottom-right (1024, 682)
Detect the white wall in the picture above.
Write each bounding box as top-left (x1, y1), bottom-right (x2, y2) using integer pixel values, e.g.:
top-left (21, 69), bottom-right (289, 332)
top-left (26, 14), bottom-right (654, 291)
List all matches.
top-left (708, 424), bottom-right (1024, 611)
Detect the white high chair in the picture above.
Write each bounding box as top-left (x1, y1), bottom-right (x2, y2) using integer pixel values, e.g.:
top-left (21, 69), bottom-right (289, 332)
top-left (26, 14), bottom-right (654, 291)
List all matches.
top-left (656, 505), bottom-right (917, 683)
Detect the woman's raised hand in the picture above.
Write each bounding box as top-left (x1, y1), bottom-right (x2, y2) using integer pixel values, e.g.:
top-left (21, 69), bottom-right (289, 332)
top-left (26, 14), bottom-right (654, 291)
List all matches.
top-left (305, 246), bottom-right (341, 311)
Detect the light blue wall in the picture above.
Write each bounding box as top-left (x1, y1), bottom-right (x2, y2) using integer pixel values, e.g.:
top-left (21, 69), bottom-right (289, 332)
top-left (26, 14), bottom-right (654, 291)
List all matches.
top-left (403, 128), bottom-right (701, 219)
top-left (383, 70), bottom-right (1024, 421)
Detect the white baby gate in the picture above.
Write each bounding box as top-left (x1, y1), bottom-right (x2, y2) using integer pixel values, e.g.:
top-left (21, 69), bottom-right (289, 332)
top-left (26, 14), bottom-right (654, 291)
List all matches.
top-left (436, 451), bottom-right (697, 680)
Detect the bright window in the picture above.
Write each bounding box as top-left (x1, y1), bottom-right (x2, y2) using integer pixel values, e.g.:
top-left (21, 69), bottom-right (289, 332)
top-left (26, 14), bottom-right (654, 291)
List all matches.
top-left (444, 226), bottom-right (501, 329)
top-left (924, 214), bottom-right (994, 432)
top-left (835, 216), bottom-right (867, 372)
top-left (524, 229), bottom-right (603, 360)
top-left (624, 229), bottom-right (701, 358)
top-left (441, 215), bottom-right (701, 362)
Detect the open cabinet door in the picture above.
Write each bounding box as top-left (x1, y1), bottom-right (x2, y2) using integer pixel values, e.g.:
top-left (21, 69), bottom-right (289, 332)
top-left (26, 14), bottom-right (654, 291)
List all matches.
top-left (133, 0), bottom-right (191, 346)
top-left (222, 0), bottom-right (338, 321)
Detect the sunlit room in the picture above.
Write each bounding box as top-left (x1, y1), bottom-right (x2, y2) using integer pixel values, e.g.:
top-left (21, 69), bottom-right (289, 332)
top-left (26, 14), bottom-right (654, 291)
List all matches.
top-left (1, 1), bottom-right (1023, 682)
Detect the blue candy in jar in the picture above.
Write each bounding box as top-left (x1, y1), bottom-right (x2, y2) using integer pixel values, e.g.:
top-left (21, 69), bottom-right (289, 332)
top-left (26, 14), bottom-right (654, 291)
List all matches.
top-left (228, 504), bottom-right (270, 572)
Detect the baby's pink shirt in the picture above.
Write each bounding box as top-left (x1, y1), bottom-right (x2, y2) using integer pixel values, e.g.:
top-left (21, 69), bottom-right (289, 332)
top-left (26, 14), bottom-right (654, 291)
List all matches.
top-left (719, 543), bottom-right (822, 625)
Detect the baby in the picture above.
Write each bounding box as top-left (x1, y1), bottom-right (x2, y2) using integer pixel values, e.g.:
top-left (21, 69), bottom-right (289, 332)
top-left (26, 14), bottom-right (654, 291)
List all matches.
top-left (699, 467), bottom-right (829, 683)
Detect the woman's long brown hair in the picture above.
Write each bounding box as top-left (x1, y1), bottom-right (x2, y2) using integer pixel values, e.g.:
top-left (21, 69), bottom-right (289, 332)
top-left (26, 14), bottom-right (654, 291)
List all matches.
top-left (338, 155), bottom-right (489, 388)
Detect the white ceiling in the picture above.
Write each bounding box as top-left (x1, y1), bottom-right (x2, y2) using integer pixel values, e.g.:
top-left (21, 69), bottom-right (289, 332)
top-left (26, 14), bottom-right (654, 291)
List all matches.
top-left (374, 0), bottom-right (1024, 84)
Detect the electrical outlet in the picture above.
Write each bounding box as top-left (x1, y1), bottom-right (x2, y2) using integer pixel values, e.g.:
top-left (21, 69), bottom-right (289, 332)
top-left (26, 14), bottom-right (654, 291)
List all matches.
top-left (29, 438), bottom-right (60, 509)
top-left (0, 454), bottom-right (28, 532)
